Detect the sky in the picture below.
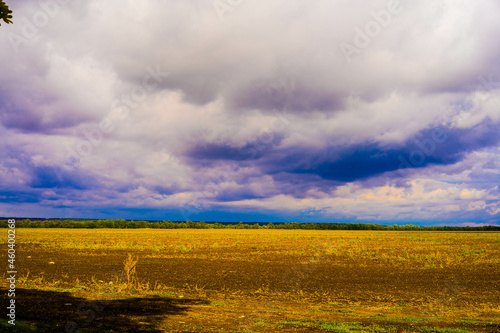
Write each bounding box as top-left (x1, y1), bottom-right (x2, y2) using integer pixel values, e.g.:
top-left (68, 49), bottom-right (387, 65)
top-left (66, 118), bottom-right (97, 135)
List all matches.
top-left (0, 0), bottom-right (499, 225)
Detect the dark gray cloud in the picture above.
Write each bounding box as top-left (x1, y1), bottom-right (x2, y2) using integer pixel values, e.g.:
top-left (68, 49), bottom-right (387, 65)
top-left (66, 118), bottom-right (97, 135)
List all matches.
top-left (185, 119), bottom-right (500, 184)
top-left (0, 190), bottom-right (41, 204)
top-left (286, 120), bottom-right (500, 181)
top-left (29, 165), bottom-right (101, 190)
top-left (185, 134), bottom-right (284, 162)
top-left (229, 79), bottom-right (345, 114)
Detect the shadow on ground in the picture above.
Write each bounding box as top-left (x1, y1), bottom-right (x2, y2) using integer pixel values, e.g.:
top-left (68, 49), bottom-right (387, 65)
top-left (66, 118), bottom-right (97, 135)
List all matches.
top-left (0, 287), bottom-right (209, 332)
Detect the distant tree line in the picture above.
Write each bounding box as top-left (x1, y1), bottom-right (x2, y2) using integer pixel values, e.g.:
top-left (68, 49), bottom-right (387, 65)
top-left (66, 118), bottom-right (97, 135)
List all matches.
top-left (1, 219), bottom-right (499, 231)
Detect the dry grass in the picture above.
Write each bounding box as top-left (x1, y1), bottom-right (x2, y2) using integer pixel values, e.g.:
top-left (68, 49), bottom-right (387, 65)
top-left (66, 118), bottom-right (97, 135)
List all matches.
top-left (122, 253), bottom-right (138, 289)
top-left (4, 229), bottom-right (499, 267)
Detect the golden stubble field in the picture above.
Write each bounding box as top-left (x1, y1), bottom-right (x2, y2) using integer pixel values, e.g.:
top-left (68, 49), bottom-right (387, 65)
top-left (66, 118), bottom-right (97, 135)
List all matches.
top-left (1, 228), bottom-right (500, 332)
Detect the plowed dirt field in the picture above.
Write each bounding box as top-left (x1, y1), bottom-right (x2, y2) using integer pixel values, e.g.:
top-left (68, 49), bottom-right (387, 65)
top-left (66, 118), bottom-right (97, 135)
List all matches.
top-left (1, 229), bottom-right (499, 332)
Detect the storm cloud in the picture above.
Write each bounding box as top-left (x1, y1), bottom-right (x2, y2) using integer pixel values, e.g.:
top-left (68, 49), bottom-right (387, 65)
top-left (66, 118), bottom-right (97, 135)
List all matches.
top-left (0, 0), bottom-right (499, 223)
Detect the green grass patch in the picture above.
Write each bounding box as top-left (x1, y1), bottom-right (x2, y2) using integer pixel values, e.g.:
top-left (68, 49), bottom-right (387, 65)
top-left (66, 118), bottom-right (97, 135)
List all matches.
top-left (278, 319), bottom-right (402, 332)
top-left (155, 291), bottom-right (178, 297)
top-left (277, 319), bottom-right (317, 327)
top-left (0, 320), bottom-right (39, 332)
top-left (369, 314), bottom-right (428, 323)
top-left (210, 300), bottom-right (227, 307)
top-left (455, 318), bottom-right (497, 325)
top-left (319, 321), bottom-right (398, 332)
top-left (417, 327), bottom-right (476, 333)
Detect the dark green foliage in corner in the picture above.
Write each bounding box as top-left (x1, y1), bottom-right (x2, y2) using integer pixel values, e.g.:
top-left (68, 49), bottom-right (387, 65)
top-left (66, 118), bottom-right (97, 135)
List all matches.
top-left (0, 1), bottom-right (13, 26)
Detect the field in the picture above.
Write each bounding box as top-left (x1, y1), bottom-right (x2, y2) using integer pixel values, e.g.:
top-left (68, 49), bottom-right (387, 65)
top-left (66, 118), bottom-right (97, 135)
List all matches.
top-left (1, 229), bottom-right (500, 332)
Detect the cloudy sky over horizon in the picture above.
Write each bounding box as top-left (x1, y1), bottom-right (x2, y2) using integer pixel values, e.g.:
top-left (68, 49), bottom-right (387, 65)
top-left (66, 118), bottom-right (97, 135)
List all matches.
top-left (1, 0), bottom-right (499, 225)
